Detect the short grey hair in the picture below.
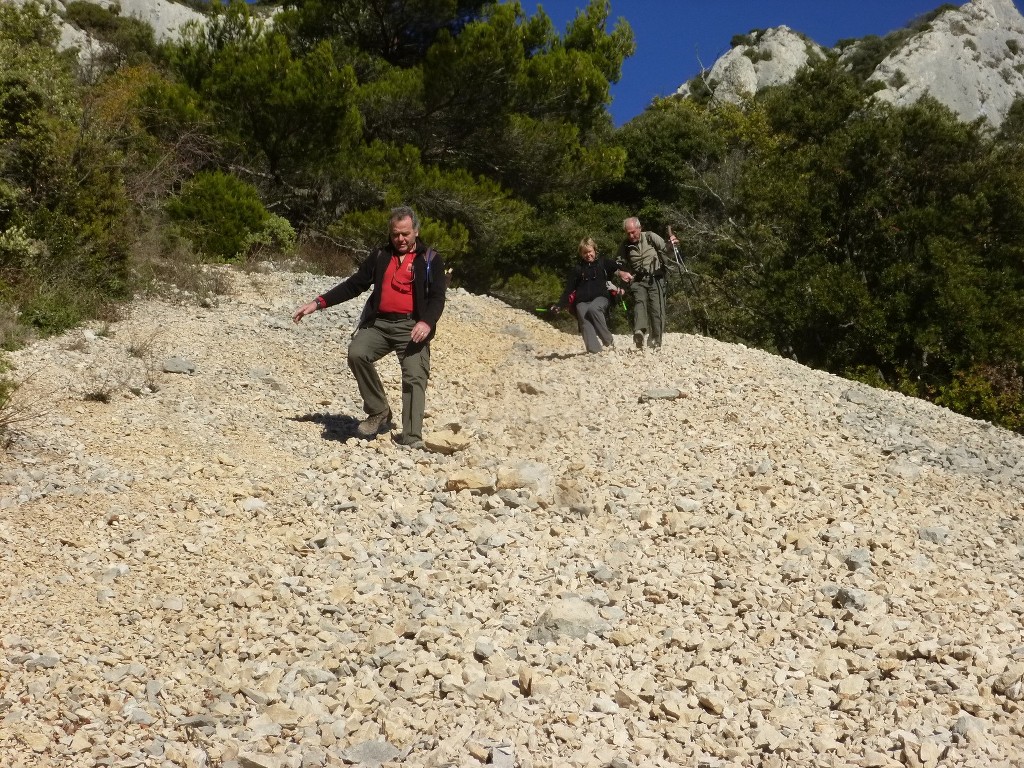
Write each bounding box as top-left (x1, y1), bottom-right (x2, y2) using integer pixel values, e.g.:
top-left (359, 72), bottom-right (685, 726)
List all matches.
top-left (390, 206), bottom-right (420, 230)
top-left (623, 216), bottom-right (641, 231)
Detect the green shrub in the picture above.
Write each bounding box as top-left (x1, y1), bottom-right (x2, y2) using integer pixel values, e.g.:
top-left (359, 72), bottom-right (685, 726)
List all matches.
top-left (166, 171), bottom-right (270, 261)
top-left (0, 353), bottom-right (47, 442)
top-left (743, 48), bottom-right (773, 64)
top-left (0, 356), bottom-right (14, 395)
top-left (0, 355), bottom-right (18, 439)
top-left (64, 1), bottom-right (119, 34)
top-left (935, 363), bottom-right (1024, 433)
top-left (65, 1), bottom-right (157, 65)
top-left (730, 33), bottom-right (757, 48)
top-left (18, 280), bottom-right (114, 335)
top-left (240, 213), bottom-right (297, 260)
top-left (843, 365), bottom-right (892, 391)
top-left (0, 225), bottom-right (44, 271)
top-left (684, 74), bottom-right (714, 104)
top-left (495, 267), bottom-right (563, 311)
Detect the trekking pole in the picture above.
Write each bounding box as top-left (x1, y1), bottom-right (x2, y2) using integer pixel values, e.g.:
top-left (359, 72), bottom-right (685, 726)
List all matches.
top-left (666, 226), bottom-right (706, 331)
top-left (667, 226), bottom-right (686, 271)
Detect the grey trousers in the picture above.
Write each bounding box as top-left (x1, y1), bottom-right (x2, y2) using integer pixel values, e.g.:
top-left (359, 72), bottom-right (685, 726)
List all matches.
top-left (347, 317), bottom-right (430, 440)
top-left (575, 296), bottom-right (613, 353)
top-left (629, 276), bottom-right (666, 346)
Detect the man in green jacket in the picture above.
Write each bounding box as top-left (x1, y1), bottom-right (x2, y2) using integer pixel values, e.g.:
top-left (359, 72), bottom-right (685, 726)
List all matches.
top-left (615, 216), bottom-right (678, 350)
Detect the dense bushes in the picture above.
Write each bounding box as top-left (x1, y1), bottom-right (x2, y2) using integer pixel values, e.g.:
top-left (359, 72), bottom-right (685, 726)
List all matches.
top-left (936, 364), bottom-right (1024, 432)
top-left (165, 171), bottom-right (271, 261)
top-left (64, 1), bottom-right (157, 69)
top-left (0, 1), bottom-right (134, 339)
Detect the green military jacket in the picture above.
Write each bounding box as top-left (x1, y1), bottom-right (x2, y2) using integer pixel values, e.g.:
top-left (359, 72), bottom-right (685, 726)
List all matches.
top-left (616, 230), bottom-right (668, 277)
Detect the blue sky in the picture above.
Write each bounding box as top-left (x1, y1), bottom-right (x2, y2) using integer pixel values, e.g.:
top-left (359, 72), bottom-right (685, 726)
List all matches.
top-left (510, 1), bottom-right (1024, 125)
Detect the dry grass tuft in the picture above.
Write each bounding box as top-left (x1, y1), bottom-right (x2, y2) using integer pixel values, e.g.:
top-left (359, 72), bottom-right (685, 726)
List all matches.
top-left (0, 362), bottom-right (50, 446)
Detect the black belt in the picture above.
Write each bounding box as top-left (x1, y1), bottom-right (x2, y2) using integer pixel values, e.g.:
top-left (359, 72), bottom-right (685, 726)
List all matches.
top-left (377, 312), bottom-right (414, 321)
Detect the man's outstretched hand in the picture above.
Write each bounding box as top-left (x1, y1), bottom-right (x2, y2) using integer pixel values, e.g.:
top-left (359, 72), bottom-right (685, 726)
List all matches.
top-left (292, 301), bottom-right (318, 323)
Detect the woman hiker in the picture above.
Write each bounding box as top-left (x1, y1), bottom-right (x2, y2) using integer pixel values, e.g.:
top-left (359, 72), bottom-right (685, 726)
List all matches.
top-left (552, 237), bottom-right (623, 354)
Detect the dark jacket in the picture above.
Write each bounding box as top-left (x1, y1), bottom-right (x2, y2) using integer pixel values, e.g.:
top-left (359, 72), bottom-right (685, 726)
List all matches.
top-left (319, 239), bottom-right (446, 341)
top-left (559, 257), bottom-right (618, 307)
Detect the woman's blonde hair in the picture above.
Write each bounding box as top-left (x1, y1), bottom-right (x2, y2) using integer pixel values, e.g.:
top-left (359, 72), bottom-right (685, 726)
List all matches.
top-left (578, 236), bottom-right (597, 257)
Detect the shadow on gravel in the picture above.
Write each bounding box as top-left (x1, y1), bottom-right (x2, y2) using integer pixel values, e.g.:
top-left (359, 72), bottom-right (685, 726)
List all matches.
top-left (290, 413), bottom-right (369, 443)
top-left (535, 351), bottom-right (587, 361)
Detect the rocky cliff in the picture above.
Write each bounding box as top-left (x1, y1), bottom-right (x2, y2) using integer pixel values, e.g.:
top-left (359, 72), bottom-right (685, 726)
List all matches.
top-left (676, 26), bottom-right (826, 106)
top-left (677, 0), bottom-right (1024, 126)
top-left (7, 0), bottom-right (203, 63)
top-left (1, 265), bottom-right (1023, 766)
top-left (869, 0), bottom-right (1024, 123)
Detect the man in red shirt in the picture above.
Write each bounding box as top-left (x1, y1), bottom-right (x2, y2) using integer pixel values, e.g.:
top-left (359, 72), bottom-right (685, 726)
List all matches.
top-left (293, 207), bottom-right (446, 448)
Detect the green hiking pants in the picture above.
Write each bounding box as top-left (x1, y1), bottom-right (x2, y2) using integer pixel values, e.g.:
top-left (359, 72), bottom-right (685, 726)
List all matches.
top-left (629, 275), bottom-right (666, 346)
top-left (347, 317), bottom-right (430, 441)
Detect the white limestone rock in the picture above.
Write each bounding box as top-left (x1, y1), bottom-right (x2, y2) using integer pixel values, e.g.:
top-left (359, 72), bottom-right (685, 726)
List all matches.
top-left (676, 0), bottom-right (1024, 126)
top-left (869, 0), bottom-right (1024, 124)
top-left (677, 26), bottom-right (825, 104)
top-left (9, 0), bottom-right (205, 67)
top-left (114, 0), bottom-right (204, 42)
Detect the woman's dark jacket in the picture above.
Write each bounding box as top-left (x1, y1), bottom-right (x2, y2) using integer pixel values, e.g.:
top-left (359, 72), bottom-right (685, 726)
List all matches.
top-left (319, 239), bottom-right (446, 342)
top-left (558, 257), bottom-right (617, 308)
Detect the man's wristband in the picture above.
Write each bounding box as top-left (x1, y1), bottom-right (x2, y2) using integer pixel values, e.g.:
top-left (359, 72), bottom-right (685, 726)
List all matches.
top-left (314, 296), bottom-right (327, 310)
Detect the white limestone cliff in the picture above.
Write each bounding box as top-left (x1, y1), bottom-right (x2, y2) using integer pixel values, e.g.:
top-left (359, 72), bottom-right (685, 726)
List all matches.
top-left (869, 0), bottom-right (1024, 124)
top-left (111, 0), bottom-right (204, 42)
top-left (676, 26), bottom-right (825, 104)
top-left (5, 0), bottom-right (203, 63)
top-left (677, 0), bottom-right (1024, 126)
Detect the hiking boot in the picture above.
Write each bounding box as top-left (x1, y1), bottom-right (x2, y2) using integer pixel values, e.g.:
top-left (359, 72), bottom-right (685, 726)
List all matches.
top-left (356, 408), bottom-right (391, 436)
top-left (391, 432), bottom-right (425, 450)
top-left (633, 331), bottom-right (645, 349)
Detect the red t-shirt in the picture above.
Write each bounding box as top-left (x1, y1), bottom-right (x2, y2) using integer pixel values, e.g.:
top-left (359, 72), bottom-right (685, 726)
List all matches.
top-left (378, 253), bottom-right (415, 315)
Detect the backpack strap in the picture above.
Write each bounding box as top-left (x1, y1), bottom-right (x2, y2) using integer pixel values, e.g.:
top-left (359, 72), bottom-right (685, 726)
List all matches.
top-left (424, 247), bottom-right (438, 294)
top-left (644, 231), bottom-right (664, 272)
